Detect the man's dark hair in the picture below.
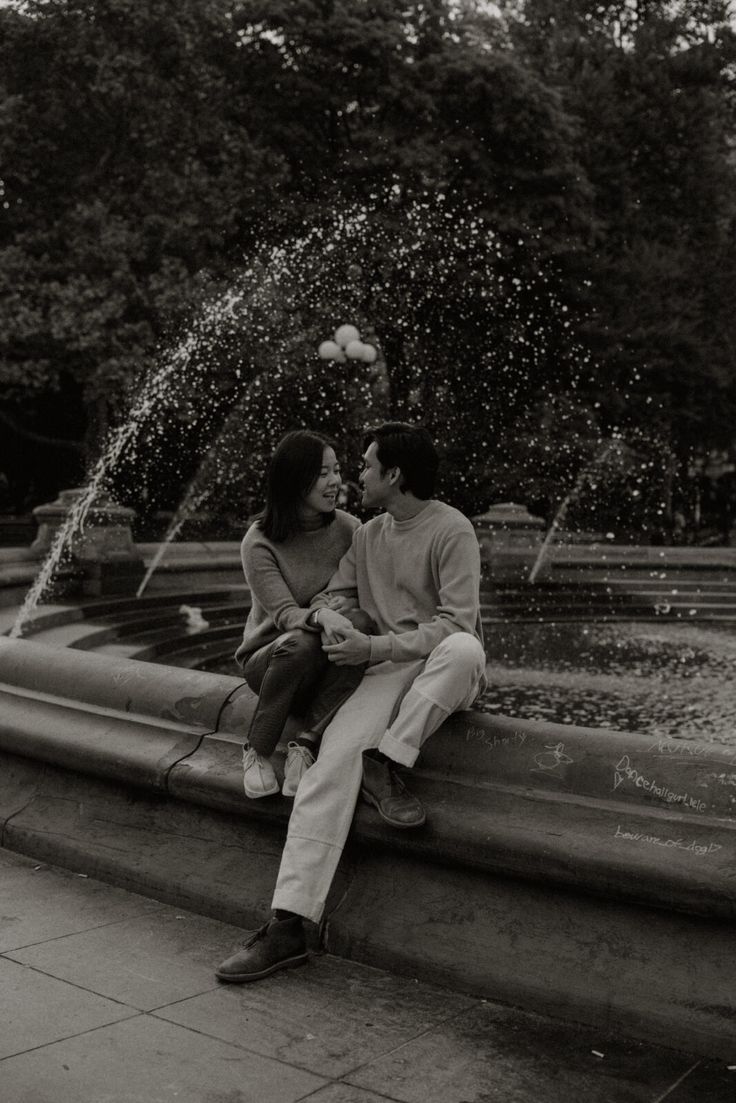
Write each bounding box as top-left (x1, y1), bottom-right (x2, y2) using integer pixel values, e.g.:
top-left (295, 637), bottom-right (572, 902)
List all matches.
top-left (364, 422), bottom-right (438, 499)
top-left (260, 430), bottom-right (337, 542)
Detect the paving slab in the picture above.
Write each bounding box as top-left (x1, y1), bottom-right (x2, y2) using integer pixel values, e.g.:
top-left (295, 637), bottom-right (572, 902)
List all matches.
top-left (343, 1001), bottom-right (703, 1103)
top-left (2, 845), bottom-right (735, 1103)
top-left (663, 1060), bottom-right (736, 1100)
top-left (156, 953), bottom-right (474, 1077)
top-left (0, 848), bottom-right (165, 952)
top-left (0, 1014), bottom-right (326, 1103)
top-left (305, 1087), bottom-right (404, 1103)
top-left (0, 957), bottom-right (135, 1059)
top-left (7, 908), bottom-right (247, 1011)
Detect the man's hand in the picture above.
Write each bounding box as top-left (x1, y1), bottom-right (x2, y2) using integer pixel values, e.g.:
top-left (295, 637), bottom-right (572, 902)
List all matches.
top-left (323, 626), bottom-right (371, 666)
top-left (315, 607), bottom-right (354, 644)
top-left (324, 594), bottom-right (354, 614)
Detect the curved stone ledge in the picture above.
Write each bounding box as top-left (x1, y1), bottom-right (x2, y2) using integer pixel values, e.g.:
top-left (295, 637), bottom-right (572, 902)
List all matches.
top-left (0, 637), bottom-right (735, 1058)
top-left (0, 639), bottom-right (245, 789)
top-left (167, 725), bottom-right (736, 921)
top-left (0, 638), bottom-right (241, 730)
top-left (0, 637), bottom-right (734, 918)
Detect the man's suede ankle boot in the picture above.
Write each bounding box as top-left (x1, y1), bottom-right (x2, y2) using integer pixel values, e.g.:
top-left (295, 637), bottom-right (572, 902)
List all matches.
top-left (361, 750), bottom-right (426, 828)
top-left (215, 915), bottom-right (307, 983)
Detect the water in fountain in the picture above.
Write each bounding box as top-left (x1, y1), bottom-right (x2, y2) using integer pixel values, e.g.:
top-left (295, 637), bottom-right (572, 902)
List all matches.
top-left (134, 368), bottom-right (278, 598)
top-left (528, 440), bottom-right (622, 584)
top-left (135, 485), bottom-right (211, 600)
top-left (122, 196), bottom-right (589, 596)
top-left (10, 275), bottom-right (289, 636)
top-left (11, 190), bottom-right (611, 631)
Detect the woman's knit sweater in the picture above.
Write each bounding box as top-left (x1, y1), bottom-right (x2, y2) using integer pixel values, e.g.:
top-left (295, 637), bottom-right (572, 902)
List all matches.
top-left (234, 509), bottom-right (359, 666)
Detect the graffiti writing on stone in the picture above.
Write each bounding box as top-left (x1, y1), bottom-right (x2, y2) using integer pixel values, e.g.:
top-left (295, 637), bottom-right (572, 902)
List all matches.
top-left (614, 825), bottom-right (722, 858)
top-left (649, 739), bottom-right (736, 770)
top-left (707, 772), bottom-right (736, 789)
top-left (613, 755), bottom-right (707, 813)
top-left (464, 725), bottom-right (526, 751)
top-left (530, 742), bottom-right (574, 787)
top-left (648, 738), bottom-right (714, 758)
top-left (534, 742), bottom-right (573, 773)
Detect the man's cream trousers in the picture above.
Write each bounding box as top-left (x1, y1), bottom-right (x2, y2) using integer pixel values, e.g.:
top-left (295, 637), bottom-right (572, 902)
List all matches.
top-left (272, 632), bottom-right (486, 923)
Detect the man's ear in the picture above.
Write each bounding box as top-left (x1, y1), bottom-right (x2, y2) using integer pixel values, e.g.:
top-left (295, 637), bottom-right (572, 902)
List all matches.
top-left (388, 466), bottom-right (402, 487)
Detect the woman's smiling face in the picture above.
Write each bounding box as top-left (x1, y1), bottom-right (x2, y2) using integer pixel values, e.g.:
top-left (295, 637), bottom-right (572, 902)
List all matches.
top-left (302, 446), bottom-right (342, 516)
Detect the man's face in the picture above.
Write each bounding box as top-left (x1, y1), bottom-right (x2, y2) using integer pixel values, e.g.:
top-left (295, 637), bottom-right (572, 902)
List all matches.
top-left (359, 441), bottom-right (395, 509)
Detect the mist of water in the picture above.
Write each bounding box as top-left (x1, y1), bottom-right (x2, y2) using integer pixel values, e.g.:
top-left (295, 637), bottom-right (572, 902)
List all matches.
top-left (528, 441), bottom-right (621, 584)
top-left (10, 192), bottom-right (609, 631)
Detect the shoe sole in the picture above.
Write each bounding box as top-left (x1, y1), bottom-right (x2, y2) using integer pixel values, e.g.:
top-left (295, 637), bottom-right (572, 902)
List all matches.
top-left (360, 786), bottom-right (426, 828)
top-left (215, 951), bottom-right (308, 983)
top-left (281, 775), bottom-right (306, 797)
top-left (243, 782), bottom-right (280, 799)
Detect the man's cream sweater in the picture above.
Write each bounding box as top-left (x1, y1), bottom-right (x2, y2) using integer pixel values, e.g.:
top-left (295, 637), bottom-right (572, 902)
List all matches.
top-left (315, 499), bottom-right (483, 663)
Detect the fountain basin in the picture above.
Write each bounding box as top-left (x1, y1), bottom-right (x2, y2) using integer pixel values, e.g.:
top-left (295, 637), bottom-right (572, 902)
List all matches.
top-left (0, 636), bottom-right (734, 1061)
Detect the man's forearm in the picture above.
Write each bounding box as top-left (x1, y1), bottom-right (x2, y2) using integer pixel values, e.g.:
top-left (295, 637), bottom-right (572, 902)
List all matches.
top-left (368, 616), bottom-right (470, 663)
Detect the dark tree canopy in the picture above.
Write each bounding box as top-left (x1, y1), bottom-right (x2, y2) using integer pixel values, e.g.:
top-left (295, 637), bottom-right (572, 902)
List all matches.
top-left (1, 0), bottom-right (735, 532)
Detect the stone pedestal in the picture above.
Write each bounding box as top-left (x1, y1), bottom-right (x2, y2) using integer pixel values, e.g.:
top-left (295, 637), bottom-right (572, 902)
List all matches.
top-left (31, 488), bottom-right (145, 596)
top-left (472, 502), bottom-right (545, 581)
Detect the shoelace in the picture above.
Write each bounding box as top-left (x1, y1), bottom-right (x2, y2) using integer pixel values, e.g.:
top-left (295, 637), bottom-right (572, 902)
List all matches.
top-left (242, 921), bottom-right (271, 948)
top-left (243, 748), bottom-right (268, 771)
top-left (388, 767), bottom-right (410, 797)
top-left (287, 744), bottom-right (313, 765)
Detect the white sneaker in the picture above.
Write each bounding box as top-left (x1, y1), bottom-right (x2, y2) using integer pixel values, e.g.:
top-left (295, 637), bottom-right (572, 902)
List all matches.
top-left (242, 746), bottom-right (279, 799)
top-left (282, 741), bottom-right (316, 797)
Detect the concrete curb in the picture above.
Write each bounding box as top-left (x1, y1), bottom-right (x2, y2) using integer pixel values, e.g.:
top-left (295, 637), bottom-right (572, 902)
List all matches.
top-left (0, 637), bottom-right (734, 1059)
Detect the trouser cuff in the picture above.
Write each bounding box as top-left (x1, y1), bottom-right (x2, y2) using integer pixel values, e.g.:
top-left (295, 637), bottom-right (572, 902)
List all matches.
top-left (378, 729), bottom-right (419, 767)
top-left (271, 891), bottom-right (323, 925)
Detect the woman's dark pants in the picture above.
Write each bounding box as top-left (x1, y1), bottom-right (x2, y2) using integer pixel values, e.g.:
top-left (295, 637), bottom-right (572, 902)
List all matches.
top-left (242, 626), bottom-right (368, 757)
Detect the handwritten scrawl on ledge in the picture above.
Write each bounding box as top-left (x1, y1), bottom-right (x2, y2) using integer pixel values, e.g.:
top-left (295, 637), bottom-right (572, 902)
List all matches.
top-left (531, 742), bottom-right (574, 786)
top-left (614, 825), bottom-right (721, 858)
top-left (613, 755), bottom-right (707, 813)
top-left (463, 725), bottom-right (527, 751)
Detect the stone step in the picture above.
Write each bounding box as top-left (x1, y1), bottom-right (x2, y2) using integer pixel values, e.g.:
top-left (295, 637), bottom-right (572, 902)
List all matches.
top-left (484, 605), bottom-right (736, 619)
top-left (64, 607), bottom-right (243, 654)
top-left (146, 639), bottom-right (242, 671)
top-left (1, 589), bottom-right (248, 639)
top-left (120, 623), bottom-right (242, 661)
top-left (551, 567), bottom-right (736, 583)
top-left (487, 583), bottom-right (736, 598)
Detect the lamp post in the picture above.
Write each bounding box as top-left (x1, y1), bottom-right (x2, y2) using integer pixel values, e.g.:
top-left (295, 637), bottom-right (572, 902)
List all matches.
top-left (317, 324), bottom-right (378, 365)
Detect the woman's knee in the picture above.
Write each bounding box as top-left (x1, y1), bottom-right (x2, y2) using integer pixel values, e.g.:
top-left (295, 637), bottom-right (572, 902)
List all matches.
top-left (272, 629), bottom-right (323, 662)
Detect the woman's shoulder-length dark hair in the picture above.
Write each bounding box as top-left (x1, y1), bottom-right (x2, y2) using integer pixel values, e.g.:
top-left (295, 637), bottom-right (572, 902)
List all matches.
top-left (259, 430), bottom-right (338, 543)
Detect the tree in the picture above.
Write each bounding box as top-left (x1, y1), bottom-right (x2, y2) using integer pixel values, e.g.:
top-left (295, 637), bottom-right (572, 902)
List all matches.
top-left (507, 0), bottom-right (736, 462)
top-left (0, 0), bottom-right (282, 476)
top-left (2, 0), bottom-right (594, 519)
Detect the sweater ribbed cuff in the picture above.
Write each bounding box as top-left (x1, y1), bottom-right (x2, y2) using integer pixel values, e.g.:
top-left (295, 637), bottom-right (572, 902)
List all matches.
top-left (369, 635), bottom-right (393, 663)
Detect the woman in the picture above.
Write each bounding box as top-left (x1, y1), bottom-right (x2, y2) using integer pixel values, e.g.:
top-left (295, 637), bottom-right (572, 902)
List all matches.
top-left (235, 430), bottom-right (368, 799)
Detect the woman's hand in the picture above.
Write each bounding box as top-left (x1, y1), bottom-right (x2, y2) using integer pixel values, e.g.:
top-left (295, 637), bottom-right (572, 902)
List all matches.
top-left (313, 607), bottom-right (354, 643)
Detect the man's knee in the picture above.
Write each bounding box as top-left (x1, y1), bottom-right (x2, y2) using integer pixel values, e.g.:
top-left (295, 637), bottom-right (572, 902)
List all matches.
top-left (434, 632), bottom-right (486, 675)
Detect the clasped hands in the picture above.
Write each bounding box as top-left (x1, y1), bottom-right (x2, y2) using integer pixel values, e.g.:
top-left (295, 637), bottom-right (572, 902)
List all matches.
top-left (314, 595), bottom-right (371, 666)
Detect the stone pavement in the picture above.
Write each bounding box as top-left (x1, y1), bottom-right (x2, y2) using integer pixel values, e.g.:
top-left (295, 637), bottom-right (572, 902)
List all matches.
top-left (0, 847), bottom-right (733, 1103)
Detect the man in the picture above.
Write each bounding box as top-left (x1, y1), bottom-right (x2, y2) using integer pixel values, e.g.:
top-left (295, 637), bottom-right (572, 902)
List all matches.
top-left (217, 422), bottom-right (486, 982)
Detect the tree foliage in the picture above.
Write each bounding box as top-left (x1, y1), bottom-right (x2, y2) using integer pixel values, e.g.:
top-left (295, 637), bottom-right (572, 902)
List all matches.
top-left (508, 0), bottom-right (736, 453)
top-left (0, 0), bottom-right (735, 529)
